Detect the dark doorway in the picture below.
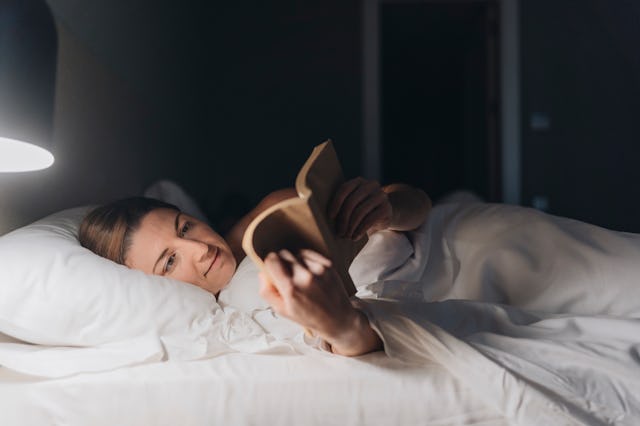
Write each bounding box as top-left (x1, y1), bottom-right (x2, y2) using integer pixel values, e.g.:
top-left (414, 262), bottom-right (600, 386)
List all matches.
top-left (380, 1), bottom-right (500, 202)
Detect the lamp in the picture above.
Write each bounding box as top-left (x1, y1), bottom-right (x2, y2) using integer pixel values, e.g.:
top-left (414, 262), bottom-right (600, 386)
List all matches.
top-left (0, 0), bottom-right (57, 172)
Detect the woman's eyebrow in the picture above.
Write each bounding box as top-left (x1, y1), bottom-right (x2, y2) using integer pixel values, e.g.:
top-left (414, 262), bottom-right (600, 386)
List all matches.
top-left (152, 212), bottom-right (182, 274)
top-left (174, 211), bottom-right (182, 234)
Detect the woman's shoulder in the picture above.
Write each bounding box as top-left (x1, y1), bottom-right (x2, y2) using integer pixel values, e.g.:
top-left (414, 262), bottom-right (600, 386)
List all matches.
top-left (224, 188), bottom-right (298, 263)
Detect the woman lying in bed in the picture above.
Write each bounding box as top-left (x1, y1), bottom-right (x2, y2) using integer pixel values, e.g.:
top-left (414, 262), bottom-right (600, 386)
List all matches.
top-left (79, 178), bottom-right (432, 357)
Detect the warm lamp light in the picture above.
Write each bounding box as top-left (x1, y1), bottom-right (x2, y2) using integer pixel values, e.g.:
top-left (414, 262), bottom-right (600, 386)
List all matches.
top-left (0, 137), bottom-right (54, 172)
top-left (0, 0), bottom-right (57, 172)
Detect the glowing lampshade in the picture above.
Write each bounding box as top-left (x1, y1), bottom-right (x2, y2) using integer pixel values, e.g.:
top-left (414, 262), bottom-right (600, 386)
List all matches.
top-left (0, 137), bottom-right (54, 172)
top-left (0, 0), bottom-right (57, 173)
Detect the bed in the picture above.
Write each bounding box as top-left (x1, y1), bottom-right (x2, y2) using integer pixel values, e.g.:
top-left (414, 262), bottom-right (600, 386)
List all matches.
top-left (1, 200), bottom-right (639, 425)
top-left (0, 345), bottom-right (503, 425)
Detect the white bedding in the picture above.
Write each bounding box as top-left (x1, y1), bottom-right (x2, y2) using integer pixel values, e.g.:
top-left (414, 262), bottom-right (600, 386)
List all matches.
top-left (0, 349), bottom-right (503, 425)
top-left (356, 203), bottom-right (640, 425)
top-left (2, 201), bottom-right (640, 425)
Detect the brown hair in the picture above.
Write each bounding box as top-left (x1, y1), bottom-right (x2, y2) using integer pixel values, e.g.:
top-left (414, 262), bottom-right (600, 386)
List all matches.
top-left (78, 197), bottom-right (179, 264)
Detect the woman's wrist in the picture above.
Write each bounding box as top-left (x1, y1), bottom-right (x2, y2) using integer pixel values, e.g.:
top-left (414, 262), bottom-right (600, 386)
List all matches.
top-left (323, 306), bottom-right (382, 357)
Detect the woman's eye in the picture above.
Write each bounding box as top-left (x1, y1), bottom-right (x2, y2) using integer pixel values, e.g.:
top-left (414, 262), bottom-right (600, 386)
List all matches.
top-left (164, 254), bottom-right (176, 273)
top-left (179, 221), bottom-right (192, 237)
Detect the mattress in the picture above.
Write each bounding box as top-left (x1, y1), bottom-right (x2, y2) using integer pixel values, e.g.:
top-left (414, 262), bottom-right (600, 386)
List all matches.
top-left (0, 350), bottom-right (503, 426)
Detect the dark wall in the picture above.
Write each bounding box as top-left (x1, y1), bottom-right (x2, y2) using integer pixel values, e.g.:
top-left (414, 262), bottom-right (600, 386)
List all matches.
top-left (520, 0), bottom-right (640, 231)
top-left (202, 1), bottom-right (362, 227)
top-left (38, 1), bottom-right (640, 233)
top-left (42, 1), bottom-right (362, 231)
top-left (47, 0), bottom-right (207, 116)
top-left (204, 0), bottom-right (640, 232)
top-left (380, 3), bottom-right (494, 202)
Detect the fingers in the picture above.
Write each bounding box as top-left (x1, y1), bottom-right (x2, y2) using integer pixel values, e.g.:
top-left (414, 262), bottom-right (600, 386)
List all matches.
top-left (262, 249), bottom-right (332, 294)
top-left (328, 177), bottom-right (364, 221)
top-left (264, 249), bottom-right (322, 294)
top-left (344, 191), bottom-right (389, 239)
top-left (263, 252), bottom-right (295, 298)
top-left (299, 249), bottom-right (332, 268)
top-left (258, 272), bottom-right (284, 312)
top-left (334, 180), bottom-right (379, 236)
top-left (299, 251), bottom-right (327, 275)
top-left (260, 249), bottom-right (351, 338)
top-left (277, 249), bottom-right (313, 284)
top-left (351, 203), bottom-right (390, 240)
top-left (278, 249), bottom-right (333, 278)
top-left (330, 178), bottom-right (385, 238)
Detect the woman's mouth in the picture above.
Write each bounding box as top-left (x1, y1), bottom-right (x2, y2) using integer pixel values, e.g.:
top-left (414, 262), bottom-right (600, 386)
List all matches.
top-left (204, 247), bottom-right (219, 277)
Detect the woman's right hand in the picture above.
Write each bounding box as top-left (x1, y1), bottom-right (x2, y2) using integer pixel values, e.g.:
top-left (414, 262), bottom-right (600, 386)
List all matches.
top-left (328, 178), bottom-right (432, 240)
top-left (328, 177), bottom-right (393, 241)
top-left (258, 249), bottom-right (382, 356)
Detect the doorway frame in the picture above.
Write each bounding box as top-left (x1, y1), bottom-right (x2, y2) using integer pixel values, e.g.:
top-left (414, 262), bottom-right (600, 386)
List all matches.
top-left (362, 0), bottom-right (521, 204)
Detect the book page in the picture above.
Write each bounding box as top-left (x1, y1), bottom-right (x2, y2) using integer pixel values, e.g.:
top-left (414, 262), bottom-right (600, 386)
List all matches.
top-left (295, 140), bottom-right (367, 295)
top-left (242, 140), bottom-right (366, 297)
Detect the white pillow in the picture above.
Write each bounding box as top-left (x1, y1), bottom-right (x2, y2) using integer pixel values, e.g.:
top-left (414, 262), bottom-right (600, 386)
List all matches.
top-left (0, 206), bottom-right (219, 349)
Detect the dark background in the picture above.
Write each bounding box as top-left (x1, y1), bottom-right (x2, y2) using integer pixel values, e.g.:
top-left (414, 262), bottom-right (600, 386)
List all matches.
top-left (23, 0), bottom-right (640, 232)
top-left (519, 0), bottom-right (640, 231)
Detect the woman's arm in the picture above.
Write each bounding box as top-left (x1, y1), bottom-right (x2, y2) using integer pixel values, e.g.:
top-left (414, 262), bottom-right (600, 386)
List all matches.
top-left (323, 302), bottom-right (383, 356)
top-left (256, 178), bottom-right (430, 356)
top-left (225, 188), bottom-right (298, 263)
top-left (228, 178), bottom-right (431, 257)
top-left (259, 249), bottom-right (382, 356)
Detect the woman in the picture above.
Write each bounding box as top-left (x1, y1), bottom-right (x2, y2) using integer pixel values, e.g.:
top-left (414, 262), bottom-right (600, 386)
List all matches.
top-left (79, 178), bottom-right (432, 357)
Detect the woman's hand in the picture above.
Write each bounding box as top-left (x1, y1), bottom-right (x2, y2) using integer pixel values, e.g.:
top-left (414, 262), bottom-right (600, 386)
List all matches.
top-left (258, 249), bottom-right (382, 356)
top-left (328, 177), bottom-right (392, 240)
top-left (329, 178), bottom-right (432, 238)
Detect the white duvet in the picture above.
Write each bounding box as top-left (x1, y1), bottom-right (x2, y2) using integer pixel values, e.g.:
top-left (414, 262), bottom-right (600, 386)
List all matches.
top-left (4, 202), bottom-right (640, 425)
top-left (213, 201), bottom-right (640, 424)
top-left (353, 203), bottom-right (640, 425)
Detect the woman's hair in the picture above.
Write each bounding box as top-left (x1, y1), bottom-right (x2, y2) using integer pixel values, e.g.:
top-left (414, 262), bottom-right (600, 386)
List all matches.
top-left (78, 197), bottom-right (179, 265)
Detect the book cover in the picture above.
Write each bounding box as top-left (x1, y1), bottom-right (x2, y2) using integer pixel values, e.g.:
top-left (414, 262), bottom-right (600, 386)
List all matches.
top-left (241, 140), bottom-right (367, 297)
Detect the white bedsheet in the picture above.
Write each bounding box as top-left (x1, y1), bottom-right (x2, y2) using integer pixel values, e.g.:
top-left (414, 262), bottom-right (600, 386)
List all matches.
top-left (0, 350), bottom-right (502, 426)
top-left (361, 298), bottom-right (640, 425)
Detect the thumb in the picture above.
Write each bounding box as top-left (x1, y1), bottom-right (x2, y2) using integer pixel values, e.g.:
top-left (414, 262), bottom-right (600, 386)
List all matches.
top-left (258, 272), bottom-right (284, 312)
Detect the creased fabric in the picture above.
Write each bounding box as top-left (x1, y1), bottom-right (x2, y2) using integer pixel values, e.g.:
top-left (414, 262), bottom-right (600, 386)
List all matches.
top-left (350, 203), bottom-right (640, 425)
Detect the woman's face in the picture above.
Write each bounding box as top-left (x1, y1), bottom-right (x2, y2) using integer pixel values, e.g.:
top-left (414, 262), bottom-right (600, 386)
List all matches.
top-left (125, 208), bottom-right (236, 295)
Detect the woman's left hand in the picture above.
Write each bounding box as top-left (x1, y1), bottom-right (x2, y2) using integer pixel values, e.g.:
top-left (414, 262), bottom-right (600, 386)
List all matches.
top-left (258, 249), bottom-right (382, 356)
top-left (258, 249), bottom-right (357, 339)
top-left (328, 177), bottom-right (392, 240)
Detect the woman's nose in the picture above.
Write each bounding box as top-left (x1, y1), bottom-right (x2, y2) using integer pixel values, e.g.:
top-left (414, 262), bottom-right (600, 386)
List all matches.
top-left (179, 238), bottom-right (212, 262)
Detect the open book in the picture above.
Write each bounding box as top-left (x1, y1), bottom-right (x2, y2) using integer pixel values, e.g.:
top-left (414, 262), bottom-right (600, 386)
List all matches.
top-left (241, 140), bottom-right (367, 297)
